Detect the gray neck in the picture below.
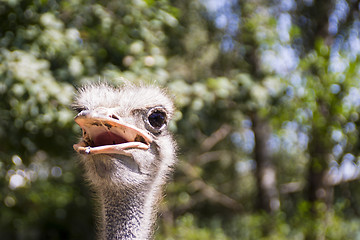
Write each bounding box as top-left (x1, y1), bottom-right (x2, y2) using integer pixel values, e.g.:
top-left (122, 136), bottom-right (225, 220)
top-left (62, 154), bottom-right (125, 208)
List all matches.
top-left (98, 187), bottom-right (159, 240)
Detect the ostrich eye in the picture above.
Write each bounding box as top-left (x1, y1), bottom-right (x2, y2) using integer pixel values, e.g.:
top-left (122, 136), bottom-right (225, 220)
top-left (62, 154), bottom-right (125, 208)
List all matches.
top-left (147, 109), bottom-right (167, 130)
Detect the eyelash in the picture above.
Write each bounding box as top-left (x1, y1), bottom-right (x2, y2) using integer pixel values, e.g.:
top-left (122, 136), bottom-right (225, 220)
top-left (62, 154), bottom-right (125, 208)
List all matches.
top-left (74, 106), bottom-right (87, 113)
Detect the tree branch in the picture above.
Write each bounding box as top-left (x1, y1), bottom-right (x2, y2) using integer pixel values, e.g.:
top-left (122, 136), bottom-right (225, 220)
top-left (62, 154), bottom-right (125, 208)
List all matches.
top-left (178, 161), bottom-right (244, 212)
top-left (200, 124), bottom-right (232, 152)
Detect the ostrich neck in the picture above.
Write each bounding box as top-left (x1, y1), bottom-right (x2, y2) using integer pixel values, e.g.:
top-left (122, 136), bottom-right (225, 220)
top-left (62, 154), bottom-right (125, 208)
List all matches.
top-left (99, 186), bottom-right (161, 240)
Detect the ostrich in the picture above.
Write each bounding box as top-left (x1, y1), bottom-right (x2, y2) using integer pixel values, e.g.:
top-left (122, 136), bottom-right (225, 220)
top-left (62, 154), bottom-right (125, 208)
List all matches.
top-left (72, 83), bottom-right (177, 240)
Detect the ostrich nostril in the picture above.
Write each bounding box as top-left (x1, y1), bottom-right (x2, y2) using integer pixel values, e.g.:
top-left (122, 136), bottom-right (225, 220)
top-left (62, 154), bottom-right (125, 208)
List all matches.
top-left (110, 114), bottom-right (119, 120)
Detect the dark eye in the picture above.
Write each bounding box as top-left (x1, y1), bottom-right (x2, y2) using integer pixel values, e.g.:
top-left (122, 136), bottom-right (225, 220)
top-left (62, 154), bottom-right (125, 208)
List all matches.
top-left (147, 109), bottom-right (167, 130)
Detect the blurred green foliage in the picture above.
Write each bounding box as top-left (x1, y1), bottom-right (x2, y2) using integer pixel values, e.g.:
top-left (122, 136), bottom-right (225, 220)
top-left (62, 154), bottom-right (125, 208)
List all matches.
top-left (1, 0), bottom-right (360, 239)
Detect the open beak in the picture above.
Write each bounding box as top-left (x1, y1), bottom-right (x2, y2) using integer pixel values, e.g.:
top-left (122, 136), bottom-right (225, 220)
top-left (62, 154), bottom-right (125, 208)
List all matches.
top-left (73, 113), bottom-right (152, 156)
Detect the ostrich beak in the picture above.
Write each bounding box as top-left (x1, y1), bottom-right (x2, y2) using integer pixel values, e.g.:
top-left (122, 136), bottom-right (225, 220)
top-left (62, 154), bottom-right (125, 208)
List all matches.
top-left (73, 113), bottom-right (152, 155)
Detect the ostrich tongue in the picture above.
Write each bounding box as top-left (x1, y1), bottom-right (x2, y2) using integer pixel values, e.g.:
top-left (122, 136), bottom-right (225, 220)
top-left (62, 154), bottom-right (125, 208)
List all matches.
top-left (73, 117), bottom-right (152, 155)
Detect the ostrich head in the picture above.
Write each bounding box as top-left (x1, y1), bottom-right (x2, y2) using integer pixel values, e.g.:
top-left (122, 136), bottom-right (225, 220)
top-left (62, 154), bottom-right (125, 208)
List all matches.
top-left (72, 83), bottom-right (176, 191)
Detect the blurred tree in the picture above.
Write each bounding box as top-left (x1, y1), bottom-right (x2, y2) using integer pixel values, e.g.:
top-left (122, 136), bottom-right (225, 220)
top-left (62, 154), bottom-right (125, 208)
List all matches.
top-left (163, 0), bottom-right (360, 239)
top-left (0, 0), bottom-right (178, 239)
top-left (288, 4), bottom-right (360, 240)
top-left (237, 0), bottom-right (280, 214)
